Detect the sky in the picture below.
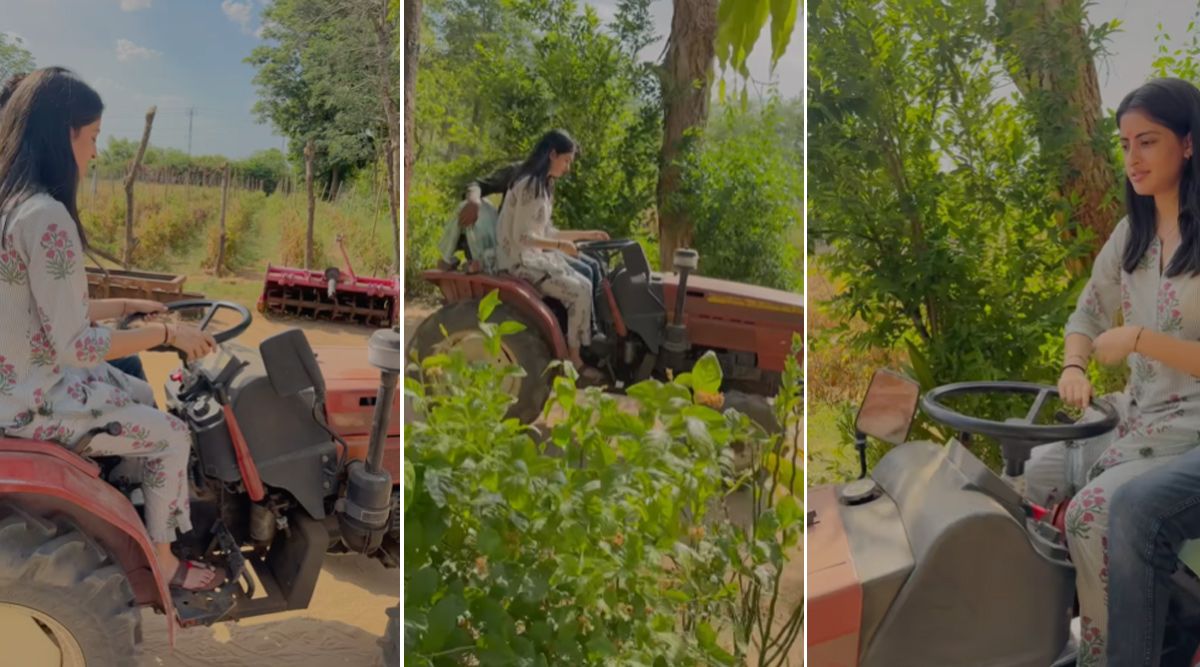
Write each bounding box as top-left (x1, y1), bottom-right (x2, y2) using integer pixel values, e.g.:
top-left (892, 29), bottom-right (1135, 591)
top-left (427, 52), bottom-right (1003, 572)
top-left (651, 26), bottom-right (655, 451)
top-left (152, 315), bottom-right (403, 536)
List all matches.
top-left (2, 0), bottom-right (800, 162)
top-left (3, 0), bottom-right (282, 160)
top-left (6, 0), bottom-right (1179, 163)
top-left (1089, 0), bottom-right (1200, 109)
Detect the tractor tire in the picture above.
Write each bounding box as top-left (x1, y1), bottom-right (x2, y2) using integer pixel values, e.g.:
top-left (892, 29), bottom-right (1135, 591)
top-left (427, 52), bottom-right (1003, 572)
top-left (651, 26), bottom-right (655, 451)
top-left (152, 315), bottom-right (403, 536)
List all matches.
top-left (409, 300), bottom-right (553, 424)
top-left (0, 504), bottom-right (141, 667)
top-left (723, 391), bottom-right (783, 473)
top-left (379, 604), bottom-right (400, 666)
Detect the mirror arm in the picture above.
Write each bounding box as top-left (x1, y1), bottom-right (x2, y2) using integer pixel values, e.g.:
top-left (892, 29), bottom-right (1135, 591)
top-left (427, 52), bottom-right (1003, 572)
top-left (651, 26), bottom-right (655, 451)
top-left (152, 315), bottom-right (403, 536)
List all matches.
top-left (855, 431), bottom-right (869, 479)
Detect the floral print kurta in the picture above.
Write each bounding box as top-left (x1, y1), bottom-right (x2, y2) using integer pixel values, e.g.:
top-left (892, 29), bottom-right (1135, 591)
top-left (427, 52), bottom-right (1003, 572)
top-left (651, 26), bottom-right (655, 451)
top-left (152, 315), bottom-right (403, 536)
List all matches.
top-left (0, 193), bottom-right (193, 543)
top-left (495, 177), bottom-right (592, 349)
top-left (1025, 217), bottom-right (1200, 666)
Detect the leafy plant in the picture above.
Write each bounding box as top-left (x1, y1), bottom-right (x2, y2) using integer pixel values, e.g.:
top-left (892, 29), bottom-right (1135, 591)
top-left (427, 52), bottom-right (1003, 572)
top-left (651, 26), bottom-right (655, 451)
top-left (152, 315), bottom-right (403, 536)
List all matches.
top-left (404, 291), bottom-right (802, 666)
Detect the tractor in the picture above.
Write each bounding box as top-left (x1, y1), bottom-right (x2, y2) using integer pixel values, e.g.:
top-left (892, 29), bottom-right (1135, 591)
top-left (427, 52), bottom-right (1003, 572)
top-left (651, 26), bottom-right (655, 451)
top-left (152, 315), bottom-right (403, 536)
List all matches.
top-left (808, 370), bottom-right (1200, 666)
top-left (410, 239), bottom-right (803, 427)
top-left (0, 299), bottom-right (401, 666)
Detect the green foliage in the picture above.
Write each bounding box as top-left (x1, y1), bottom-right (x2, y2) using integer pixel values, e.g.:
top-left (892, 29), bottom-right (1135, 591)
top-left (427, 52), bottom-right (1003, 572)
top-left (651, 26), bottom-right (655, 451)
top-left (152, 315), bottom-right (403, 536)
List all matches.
top-left (238, 149), bottom-right (290, 195)
top-left (715, 0), bottom-right (799, 103)
top-left (809, 0), bottom-right (1095, 465)
top-left (412, 0), bottom-right (661, 240)
top-left (673, 100), bottom-right (802, 291)
top-left (404, 301), bottom-right (802, 665)
top-left (248, 0), bottom-right (397, 188)
top-left (0, 33), bottom-right (34, 83)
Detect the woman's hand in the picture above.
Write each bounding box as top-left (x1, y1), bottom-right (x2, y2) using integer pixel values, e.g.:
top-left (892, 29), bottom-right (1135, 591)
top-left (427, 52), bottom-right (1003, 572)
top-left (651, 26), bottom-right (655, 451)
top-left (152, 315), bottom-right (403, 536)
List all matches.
top-left (1058, 367), bottom-right (1093, 409)
top-left (586, 230), bottom-right (610, 241)
top-left (124, 299), bottom-right (167, 318)
top-left (1093, 325), bottom-right (1142, 365)
top-left (558, 240), bottom-right (580, 257)
top-left (167, 323), bottom-right (218, 362)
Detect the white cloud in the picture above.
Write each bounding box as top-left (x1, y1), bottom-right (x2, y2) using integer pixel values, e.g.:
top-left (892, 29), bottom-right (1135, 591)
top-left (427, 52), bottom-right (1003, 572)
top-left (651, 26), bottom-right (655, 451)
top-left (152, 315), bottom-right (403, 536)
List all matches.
top-left (115, 38), bottom-right (160, 63)
top-left (120, 0), bottom-right (152, 10)
top-left (222, 0), bottom-right (256, 35)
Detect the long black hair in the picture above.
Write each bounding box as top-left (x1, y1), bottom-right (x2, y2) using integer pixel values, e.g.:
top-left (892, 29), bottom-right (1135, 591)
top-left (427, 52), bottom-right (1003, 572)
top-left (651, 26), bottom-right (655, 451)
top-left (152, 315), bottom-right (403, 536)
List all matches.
top-left (0, 67), bottom-right (103, 248)
top-left (1116, 78), bottom-right (1200, 276)
top-left (513, 129), bottom-right (579, 200)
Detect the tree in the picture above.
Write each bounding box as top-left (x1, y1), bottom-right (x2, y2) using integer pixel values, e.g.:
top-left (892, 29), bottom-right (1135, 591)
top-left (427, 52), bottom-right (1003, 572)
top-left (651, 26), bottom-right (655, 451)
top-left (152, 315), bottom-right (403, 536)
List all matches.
top-left (237, 148), bottom-right (290, 195)
top-left (404, 0), bottom-right (420, 210)
top-left (0, 33), bottom-right (34, 83)
top-left (656, 0), bottom-right (801, 269)
top-left (808, 0), bottom-right (1090, 417)
top-left (656, 0), bottom-right (718, 270)
top-left (248, 0), bottom-right (400, 272)
top-left (993, 0), bottom-right (1123, 256)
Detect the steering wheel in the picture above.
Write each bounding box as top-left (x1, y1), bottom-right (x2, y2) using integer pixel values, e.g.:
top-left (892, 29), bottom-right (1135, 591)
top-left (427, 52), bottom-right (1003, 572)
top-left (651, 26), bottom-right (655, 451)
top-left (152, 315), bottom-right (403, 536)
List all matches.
top-left (576, 239), bottom-right (639, 252)
top-left (920, 381), bottom-right (1120, 476)
top-left (117, 299), bottom-right (252, 352)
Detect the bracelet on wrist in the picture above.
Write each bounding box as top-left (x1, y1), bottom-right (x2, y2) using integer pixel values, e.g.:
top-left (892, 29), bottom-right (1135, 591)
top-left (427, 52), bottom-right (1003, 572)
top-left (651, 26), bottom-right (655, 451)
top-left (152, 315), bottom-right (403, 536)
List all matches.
top-left (161, 323), bottom-right (170, 346)
top-left (1063, 363), bottom-right (1087, 375)
top-left (1134, 326), bottom-right (1146, 353)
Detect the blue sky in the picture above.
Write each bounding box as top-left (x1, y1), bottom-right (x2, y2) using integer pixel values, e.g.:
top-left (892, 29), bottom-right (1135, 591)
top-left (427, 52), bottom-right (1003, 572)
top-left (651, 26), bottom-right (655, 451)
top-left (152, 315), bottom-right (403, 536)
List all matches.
top-left (3, 0), bottom-right (282, 160)
top-left (2, 0), bottom-right (800, 163)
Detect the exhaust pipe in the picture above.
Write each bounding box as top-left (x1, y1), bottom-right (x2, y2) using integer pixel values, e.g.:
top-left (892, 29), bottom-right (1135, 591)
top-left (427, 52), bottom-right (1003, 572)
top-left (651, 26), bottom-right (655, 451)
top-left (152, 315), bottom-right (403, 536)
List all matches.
top-left (660, 248), bottom-right (699, 371)
top-left (337, 326), bottom-right (400, 553)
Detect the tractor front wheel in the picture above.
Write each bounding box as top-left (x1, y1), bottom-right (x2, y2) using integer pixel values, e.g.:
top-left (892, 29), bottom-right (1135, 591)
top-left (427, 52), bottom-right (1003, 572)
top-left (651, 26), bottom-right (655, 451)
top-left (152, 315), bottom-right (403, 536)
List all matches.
top-left (0, 504), bottom-right (141, 667)
top-left (409, 300), bottom-right (553, 424)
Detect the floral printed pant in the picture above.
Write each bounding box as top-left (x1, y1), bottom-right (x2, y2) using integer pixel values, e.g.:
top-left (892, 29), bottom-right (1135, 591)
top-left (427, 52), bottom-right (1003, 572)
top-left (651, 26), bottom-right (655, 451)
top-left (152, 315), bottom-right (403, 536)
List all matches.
top-left (1027, 436), bottom-right (1189, 667)
top-left (512, 263), bottom-right (592, 350)
top-left (78, 375), bottom-right (194, 544)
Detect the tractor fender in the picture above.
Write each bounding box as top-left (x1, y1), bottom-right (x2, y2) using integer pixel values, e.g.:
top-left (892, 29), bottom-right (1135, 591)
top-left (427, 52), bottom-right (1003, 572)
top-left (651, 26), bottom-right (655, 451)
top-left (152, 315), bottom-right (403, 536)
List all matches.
top-left (0, 446), bottom-right (176, 647)
top-left (422, 270), bottom-right (569, 358)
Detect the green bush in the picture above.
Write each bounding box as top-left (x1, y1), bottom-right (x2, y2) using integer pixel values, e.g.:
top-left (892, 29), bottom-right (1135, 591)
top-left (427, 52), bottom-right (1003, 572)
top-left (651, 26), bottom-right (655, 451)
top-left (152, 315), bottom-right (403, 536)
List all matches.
top-left (404, 294), bottom-right (803, 666)
top-left (673, 101), bottom-right (802, 292)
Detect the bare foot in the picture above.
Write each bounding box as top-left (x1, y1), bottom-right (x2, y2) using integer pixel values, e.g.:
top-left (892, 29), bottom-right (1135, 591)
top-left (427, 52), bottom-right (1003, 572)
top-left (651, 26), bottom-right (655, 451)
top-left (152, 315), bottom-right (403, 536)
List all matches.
top-left (157, 551), bottom-right (223, 591)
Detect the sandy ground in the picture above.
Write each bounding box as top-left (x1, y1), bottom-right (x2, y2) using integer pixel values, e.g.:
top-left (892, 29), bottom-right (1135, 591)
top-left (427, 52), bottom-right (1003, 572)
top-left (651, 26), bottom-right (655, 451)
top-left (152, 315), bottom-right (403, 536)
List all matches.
top-left (136, 309), bottom-right (398, 667)
top-left (406, 301), bottom-right (804, 666)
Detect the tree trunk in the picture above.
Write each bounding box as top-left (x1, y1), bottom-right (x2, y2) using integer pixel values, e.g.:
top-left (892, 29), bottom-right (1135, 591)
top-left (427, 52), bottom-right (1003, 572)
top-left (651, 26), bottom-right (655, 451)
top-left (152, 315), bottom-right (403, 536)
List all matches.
top-left (656, 0), bottom-right (718, 271)
top-left (123, 106), bottom-right (157, 269)
top-left (305, 139), bottom-right (316, 270)
top-left (993, 0), bottom-right (1120, 258)
top-left (404, 0), bottom-right (421, 237)
top-left (215, 163), bottom-right (231, 277)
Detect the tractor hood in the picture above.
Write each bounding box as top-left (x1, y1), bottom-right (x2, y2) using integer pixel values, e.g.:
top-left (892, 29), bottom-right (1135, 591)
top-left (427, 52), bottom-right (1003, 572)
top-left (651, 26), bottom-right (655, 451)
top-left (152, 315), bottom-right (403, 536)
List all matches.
top-left (656, 273), bottom-right (803, 371)
top-left (809, 441), bottom-right (1075, 667)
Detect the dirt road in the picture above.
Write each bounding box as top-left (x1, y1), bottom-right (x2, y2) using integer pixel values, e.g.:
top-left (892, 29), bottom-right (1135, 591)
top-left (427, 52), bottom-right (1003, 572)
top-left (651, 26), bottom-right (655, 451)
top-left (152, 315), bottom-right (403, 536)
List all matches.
top-left (137, 310), bottom-right (397, 666)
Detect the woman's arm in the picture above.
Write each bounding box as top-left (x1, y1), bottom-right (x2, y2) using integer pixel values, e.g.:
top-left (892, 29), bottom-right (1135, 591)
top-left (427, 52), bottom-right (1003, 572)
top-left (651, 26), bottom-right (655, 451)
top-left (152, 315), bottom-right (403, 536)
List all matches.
top-left (552, 230), bottom-right (607, 242)
top-left (88, 299), bottom-right (126, 322)
top-left (105, 323), bottom-right (174, 360)
top-left (1138, 330), bottom-right (1200, 376)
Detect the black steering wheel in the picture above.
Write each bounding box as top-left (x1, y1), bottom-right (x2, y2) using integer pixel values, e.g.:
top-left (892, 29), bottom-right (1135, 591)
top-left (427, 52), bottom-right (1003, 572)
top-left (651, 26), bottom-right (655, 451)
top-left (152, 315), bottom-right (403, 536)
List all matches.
top-left (117, 299), bottom-right (252, 351)
top-left (920, 381), bottom-right (1120, 476)
top-left (576, 239), bottom-right (639, 252)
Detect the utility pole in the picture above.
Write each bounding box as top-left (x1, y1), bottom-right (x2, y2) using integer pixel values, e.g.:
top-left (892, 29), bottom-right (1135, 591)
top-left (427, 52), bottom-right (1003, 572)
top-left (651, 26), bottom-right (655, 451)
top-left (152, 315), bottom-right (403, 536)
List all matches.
top-left (186, 107), bottom-right (195, 157)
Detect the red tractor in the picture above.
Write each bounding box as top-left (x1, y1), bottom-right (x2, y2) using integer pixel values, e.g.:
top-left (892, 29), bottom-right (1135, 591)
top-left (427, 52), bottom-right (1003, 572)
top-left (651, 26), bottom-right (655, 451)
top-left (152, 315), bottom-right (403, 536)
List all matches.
top-left (0, 300), bottom-right (401, 666)
top-left (410, 241), bottom-right (803, 423)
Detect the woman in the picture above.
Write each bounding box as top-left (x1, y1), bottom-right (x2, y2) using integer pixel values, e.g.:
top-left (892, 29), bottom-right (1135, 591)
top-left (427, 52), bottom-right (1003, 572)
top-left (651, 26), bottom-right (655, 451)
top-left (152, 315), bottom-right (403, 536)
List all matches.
top-left (2, 71), bottom-right (153, 386)
top-left (1023, 77), bottom-right (1200, 665)
top-left (0, 68), bottom-right (221, 591)
top-left (494, 129), bottom-right (602, 369)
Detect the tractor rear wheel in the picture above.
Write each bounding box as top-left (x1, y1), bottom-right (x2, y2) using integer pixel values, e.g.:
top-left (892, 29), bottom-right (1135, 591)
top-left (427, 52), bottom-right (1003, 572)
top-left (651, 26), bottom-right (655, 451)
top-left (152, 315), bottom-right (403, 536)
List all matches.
top-left (0, 504), bottom-right (141, 667)
top-left (723, 391), bottom-right (783, 473)
top-left (409, 300), bottom-right (553, 424)
top-left (379, 604), bottom-right (399, 666)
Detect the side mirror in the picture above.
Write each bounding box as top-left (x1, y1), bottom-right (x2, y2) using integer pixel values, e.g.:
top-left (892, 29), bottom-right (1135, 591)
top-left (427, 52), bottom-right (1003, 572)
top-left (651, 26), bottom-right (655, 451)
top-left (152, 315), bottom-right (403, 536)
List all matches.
top-left (260, 329), bottom-right (326, 400)
top-left (856, 369), bottom-right (920, 446)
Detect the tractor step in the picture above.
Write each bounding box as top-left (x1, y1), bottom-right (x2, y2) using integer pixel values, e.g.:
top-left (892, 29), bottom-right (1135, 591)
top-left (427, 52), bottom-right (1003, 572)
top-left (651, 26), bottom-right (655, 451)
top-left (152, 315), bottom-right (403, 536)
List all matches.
top-left (171, 584), bottom-right (237, 628)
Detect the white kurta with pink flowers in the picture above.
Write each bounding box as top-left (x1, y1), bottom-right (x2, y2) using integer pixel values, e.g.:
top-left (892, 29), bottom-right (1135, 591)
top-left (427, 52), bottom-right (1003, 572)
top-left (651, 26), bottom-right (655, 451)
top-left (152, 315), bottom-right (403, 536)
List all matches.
top-left (0, 193), bottom-right (193, 543)
top-left (1024, 217), bottom-right (1200, 666)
